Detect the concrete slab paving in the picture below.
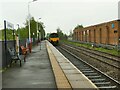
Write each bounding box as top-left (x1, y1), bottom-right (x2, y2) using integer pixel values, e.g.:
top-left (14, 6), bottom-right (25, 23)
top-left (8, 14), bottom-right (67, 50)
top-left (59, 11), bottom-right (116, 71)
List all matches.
top-left (2, 41), bottom-right (56, 88)
top-left (70, 80), bottom-right (97, 89)
top-left (63, 70), bottom-right (82, 74)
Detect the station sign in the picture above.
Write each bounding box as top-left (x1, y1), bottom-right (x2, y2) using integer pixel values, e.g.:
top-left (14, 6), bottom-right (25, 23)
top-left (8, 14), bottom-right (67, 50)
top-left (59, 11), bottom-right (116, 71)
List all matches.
top-left (6, 21), bottom-right (14, 29)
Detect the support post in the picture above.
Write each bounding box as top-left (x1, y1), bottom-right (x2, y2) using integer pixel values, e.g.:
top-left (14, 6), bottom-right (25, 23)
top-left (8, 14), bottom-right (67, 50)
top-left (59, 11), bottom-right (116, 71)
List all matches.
top-left (4, 20), bottom-right (7, 68)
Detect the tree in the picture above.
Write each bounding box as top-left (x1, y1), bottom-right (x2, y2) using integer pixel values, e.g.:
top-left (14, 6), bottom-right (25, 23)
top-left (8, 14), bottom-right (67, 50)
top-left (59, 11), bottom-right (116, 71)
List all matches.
top-left (30, 17), bottom-right (37, 38)
top-left (25, 17), bottom-right (46, 40)
top-left (69, 30), bottom-right (73, 37)
top-left (0, 16), bottom-right (46, 41)
top-left (56, 27), bottom-right (67, 40)
top-left (38, 22), bottom-right (45, 40)
top-left (18, 27), bottom-right (28, 40)
top-left (74, 24), bottom-right (83, 29)
top-left (1, 29), bottom-right (16, 40)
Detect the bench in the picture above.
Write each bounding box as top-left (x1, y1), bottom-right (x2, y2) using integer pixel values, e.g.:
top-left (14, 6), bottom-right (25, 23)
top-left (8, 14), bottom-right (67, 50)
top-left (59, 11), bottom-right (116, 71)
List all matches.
top-left (20, 46), bottom-right (29, 62)
top-left (8, 48), bottom-right (23, 67)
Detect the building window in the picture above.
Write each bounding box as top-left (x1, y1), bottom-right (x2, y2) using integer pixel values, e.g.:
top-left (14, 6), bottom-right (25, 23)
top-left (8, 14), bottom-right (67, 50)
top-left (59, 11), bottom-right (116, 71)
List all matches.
top-left (111, 23), bottom-right (115, 28)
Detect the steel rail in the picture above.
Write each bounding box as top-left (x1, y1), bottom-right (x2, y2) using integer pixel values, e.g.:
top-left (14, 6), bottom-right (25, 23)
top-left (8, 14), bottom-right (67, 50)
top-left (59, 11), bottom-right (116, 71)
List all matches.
top-left (57, 46), bottom-right (120, 89)
top-left (63, 43), bottom-right (120, 63)
top-left (62, 44), bottom-right (120, 69)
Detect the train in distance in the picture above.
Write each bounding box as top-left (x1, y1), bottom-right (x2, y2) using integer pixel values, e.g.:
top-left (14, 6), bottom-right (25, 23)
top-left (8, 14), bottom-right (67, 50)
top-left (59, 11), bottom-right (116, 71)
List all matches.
top-left (48, 33), bottom-right (59, 46)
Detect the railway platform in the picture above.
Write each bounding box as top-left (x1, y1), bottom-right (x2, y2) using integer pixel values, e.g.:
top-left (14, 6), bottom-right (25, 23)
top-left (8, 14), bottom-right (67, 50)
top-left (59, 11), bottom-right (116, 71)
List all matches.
top-left (2, 40), bottom-right (98, 89)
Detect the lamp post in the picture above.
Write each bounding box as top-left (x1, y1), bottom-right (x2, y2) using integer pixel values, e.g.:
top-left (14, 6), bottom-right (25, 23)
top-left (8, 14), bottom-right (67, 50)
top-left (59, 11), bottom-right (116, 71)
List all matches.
top-left (17, 24), bottom-right (20, 38)
top-left (37, 18), bottom-right (41, 43)
top-left (36, 18), bottom-right (42, 50)
top-left (28, 0), bottom-right (37, 53)
top-left (28, 0), bottom-right (37, 42)
top-left (12, 29), bottom-right (15, 50)
top-left (17, 24), bottom-right (20, 55)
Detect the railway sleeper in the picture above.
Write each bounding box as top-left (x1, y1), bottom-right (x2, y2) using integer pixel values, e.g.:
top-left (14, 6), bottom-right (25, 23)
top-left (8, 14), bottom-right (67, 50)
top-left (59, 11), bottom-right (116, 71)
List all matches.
top-left (98, 86), bottom-right (117, 88)
top-left (87, 75), bottom-right (101, 79)
top-left (80, 68), bottom-right (92, 71)
top-left (79, 67), bottom-right (90, 69)
top-left (94, 82), bottom-right (111, 86)
top-left (82, 70), bottom-right (94, 73)
top-left (91, 78), bottom-right (106, 82)
top-left (79, 66), bottom-right (88, 68)
top-left (84, 73), bottom-right (98, 76)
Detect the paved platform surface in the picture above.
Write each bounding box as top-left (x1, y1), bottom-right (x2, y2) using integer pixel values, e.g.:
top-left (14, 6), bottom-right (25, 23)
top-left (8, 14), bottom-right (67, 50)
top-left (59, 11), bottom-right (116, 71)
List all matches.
top-left (46, 42), bottom-right (72, 89)
top-left (2, 41), bottom-right (56, 88)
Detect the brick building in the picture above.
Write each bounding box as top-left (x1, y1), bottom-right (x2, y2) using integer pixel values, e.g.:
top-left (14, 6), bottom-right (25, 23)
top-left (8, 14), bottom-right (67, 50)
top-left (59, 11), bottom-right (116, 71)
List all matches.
top-left (73, 20), bottom-right (120, 46)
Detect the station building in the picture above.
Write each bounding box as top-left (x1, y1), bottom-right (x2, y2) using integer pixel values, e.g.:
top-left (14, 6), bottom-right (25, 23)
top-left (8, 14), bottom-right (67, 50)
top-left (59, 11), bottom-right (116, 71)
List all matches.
top-left (73, 20), bottom-right (120, 46)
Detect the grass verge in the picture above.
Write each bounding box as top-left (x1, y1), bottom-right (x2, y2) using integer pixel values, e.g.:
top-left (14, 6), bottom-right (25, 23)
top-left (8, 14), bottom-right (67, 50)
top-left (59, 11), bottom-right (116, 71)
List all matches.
top-left (60, 40), bottom-right (120, 56)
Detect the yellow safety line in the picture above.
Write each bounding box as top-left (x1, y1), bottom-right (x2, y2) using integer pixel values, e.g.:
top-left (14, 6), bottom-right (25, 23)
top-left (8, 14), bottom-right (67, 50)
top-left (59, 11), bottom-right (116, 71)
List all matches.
top-left (46, 43), bottom-right (72, 89)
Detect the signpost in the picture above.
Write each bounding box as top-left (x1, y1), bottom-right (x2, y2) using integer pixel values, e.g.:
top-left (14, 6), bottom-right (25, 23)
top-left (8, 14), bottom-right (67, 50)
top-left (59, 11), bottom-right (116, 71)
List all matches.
top-left (4, 20), bottom-right (7, 68)
top-left (4, 20), bottom-right (14, 68)
top-left (6, 21), bottom-right (14, 29)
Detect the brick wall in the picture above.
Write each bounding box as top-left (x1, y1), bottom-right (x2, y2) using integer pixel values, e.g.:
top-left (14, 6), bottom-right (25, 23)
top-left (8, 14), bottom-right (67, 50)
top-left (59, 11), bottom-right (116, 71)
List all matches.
top-left (73, 20), bottom-right (120, 46)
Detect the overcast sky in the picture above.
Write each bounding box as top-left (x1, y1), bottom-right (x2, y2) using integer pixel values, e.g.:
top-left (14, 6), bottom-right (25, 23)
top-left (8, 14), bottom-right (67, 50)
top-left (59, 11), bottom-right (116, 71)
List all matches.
top-left (0, 0), bottom-right (119, 35)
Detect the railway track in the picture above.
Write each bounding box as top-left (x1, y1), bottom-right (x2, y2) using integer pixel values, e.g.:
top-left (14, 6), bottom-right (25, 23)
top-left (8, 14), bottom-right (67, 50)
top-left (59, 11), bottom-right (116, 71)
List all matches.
top-left (62, 44), bottom-right (120, 70)
top-left (56, 46), bottom-right (120, 89)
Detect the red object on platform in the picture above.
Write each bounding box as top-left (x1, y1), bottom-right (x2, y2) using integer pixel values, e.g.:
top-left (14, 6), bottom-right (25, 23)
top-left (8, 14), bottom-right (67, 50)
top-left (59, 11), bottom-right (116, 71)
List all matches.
top-left (28, 43), bottom-right (32, 53)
